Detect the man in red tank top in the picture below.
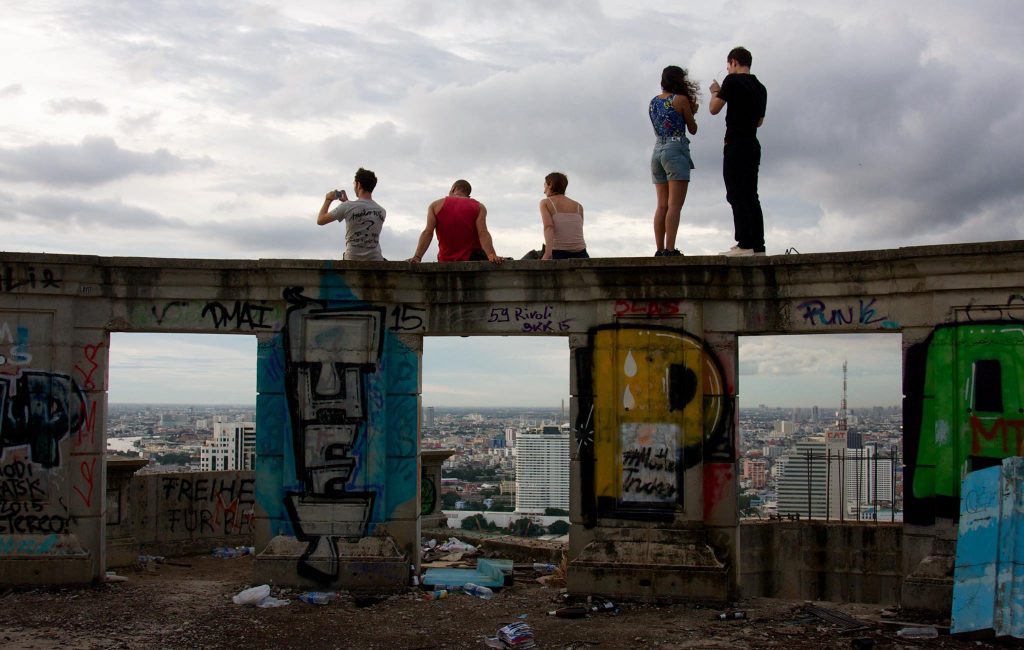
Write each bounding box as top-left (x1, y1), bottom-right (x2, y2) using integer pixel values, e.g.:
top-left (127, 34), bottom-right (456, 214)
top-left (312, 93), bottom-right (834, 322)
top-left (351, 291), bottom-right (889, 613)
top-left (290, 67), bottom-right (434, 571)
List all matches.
top-left (408, 179), bottom-right (501, 263)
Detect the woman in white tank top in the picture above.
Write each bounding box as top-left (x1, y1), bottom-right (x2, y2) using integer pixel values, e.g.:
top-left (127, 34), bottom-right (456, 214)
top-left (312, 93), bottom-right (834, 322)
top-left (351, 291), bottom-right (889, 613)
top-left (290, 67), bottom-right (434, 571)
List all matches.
top-left (539, 172), bottom-right (588, 260)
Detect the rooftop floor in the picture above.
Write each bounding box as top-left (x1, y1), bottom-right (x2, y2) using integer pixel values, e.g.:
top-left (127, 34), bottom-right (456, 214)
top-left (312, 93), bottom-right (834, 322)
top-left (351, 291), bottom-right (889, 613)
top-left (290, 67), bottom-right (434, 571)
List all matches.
top-left (0, 551), bottom-right (976, 649)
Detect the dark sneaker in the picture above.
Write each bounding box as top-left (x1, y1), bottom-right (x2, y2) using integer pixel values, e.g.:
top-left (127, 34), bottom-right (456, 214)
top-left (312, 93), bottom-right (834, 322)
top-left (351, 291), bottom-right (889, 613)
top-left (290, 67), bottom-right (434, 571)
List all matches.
top-left (663, 249), bottom-right (682, 256)
top-left (654, 250), bottom-right (665, 257)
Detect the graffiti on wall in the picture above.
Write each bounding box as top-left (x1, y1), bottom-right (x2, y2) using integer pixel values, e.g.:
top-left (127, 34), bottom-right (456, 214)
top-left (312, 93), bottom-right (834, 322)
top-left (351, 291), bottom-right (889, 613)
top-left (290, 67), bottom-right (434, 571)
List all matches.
top-left (0, 266), bottom-right (61, 293)
top-left (127, 300), bottom-right (282, 331)
top-left (904, 320), bottom-right (1024, 525)
top-left (575, 324), bottom-right (734, 524)
top-left (282, 288), bottom-right (381, 581)
top-left (796, 297), bottom-right (894, 328)
top-left (0, 370), bottom-right (85, 545)
top-left (0, 370), bottom-right (86, 469)
top-left (0, 322), bottom-right (33, 367)
top-left (161, 475), bottom-right (256, 536)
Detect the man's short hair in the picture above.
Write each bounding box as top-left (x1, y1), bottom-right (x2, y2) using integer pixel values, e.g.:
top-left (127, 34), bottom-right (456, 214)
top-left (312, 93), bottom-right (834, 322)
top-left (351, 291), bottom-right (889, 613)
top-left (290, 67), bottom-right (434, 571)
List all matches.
top-left (545, 172), bottom-right (568, 195)
top-left (451, 179), bottom-right (472, 196)
top-left (728, 46), bottom-right (753, 68)
top-left (355, 167), bottom-right (378, 193)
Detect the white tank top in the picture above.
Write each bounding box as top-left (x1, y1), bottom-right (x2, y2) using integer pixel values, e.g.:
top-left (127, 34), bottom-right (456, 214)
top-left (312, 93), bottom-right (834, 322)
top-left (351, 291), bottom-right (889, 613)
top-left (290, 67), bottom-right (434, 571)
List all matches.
top-left (547, 198), bottom-right (586, 251)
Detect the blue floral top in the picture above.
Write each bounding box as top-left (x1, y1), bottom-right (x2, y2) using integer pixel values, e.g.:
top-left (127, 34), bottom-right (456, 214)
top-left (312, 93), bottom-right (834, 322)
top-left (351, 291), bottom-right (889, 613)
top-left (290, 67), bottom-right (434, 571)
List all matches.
top-left (649, 94), bottom-right (688, 138)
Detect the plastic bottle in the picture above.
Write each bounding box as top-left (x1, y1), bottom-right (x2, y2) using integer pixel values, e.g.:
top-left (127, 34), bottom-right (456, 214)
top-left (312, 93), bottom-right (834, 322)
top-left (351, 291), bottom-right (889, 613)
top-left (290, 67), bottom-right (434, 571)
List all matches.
top-left (212, 547), bottom-right (240, 558)
top-left (896, 626), bottom-right (938, 639)
top-left (423, 589), bottom-right (448, 600)
top-left (462, 583), bottom-right (494, 600)
top-left (549, 606), bottom-right (588, 618)
top-left (532, 563), bottom-right (557, 574)
top-left (297, 591), bottom-right (337, 605)
top-left (717, 610), bottom-right (747, 620)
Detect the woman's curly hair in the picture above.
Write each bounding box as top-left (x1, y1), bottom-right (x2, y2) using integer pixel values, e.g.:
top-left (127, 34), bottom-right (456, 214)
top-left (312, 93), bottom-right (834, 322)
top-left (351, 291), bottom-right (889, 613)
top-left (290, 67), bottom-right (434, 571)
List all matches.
top-left (661, 65), bottom-right (700, 113)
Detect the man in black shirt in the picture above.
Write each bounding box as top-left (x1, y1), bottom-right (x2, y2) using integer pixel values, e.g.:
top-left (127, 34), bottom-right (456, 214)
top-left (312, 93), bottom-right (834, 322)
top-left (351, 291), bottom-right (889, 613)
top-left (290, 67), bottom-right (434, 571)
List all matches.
top-left (709, 46), bottom-right (768, 256)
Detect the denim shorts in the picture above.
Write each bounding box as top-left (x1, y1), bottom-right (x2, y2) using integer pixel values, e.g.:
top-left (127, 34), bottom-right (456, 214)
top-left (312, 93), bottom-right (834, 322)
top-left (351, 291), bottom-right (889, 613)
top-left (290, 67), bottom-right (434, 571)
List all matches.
top-left (651, 138), bottom-right (694, 183)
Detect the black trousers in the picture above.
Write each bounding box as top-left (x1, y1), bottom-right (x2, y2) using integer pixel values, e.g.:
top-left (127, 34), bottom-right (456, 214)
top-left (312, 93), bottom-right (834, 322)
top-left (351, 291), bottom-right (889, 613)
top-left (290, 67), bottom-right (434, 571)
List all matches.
top-left (723, 141), bottom-right (765, 252)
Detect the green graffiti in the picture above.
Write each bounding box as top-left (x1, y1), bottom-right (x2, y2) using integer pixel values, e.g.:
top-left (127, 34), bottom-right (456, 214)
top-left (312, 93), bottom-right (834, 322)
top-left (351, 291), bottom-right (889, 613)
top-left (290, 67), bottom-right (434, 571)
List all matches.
top-left (909, 323), bottom-right (1024, 520)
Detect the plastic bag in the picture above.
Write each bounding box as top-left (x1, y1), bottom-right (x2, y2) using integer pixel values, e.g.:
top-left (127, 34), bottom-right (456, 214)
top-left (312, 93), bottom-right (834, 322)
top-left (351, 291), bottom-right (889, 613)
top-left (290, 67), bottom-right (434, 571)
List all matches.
top-left (232, 584), bottom-right (271, 605)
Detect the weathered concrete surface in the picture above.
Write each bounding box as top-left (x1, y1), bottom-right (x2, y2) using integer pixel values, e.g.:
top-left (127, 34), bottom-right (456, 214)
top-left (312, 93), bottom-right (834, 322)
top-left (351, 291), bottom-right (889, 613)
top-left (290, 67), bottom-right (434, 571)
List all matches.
top-left (106, 466), bottom-right (257, 568)
top-left (740, 520), bottom-right (903, 604)
top-left (420, 449), bottom-right (454, 530)
top-left (1, 241), bottom-right (1022, 608)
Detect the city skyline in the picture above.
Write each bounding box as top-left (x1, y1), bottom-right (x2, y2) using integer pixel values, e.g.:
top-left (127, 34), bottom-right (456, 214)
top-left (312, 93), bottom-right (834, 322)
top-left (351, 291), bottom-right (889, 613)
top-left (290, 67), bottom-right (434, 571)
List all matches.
top-left (108, 332), bottom-right (902, 408)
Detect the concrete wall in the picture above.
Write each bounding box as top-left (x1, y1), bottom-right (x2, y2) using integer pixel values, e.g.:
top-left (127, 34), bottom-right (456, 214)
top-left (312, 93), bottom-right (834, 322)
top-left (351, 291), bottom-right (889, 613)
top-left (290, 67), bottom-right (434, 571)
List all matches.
top-left (0, 242), bottom-right (1021, 605)
top-left (741, 520), bottom-right (903, 604)
top-left (106, 469), bottom-right (256, 566)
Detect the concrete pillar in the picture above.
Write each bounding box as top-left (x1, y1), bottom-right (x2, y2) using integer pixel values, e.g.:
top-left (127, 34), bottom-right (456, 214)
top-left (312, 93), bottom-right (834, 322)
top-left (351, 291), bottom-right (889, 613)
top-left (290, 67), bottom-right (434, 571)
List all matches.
top-left (566, 324), bottom-right (736, 602)
top-left (0, 313), bottom-right (102, 583)
top-left (252, 292), bottom-right (417, 592)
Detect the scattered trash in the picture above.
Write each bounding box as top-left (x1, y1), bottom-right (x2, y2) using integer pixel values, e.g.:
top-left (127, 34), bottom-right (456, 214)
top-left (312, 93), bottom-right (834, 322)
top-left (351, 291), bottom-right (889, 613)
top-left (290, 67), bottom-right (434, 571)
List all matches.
top-left (799, 603), bottom-right (869, 633)
top-left (895, 626), bottom-right (938, 639)
top-left (423, 589), bottom-right (448, 601)
top-left (212, 546), bottom-right (254, 558)
top-left (297, 591), bottom-right (338, 605)
top-left (257, 595), bottom-right (291, 608)
top-left (104, 571), bottom-right (128, 583)
top-left (438, 537), bottom-right (477, 554)
top-left (232, 584), bottom-right (271, 605)
top-left (590, 598), bottom-right (617, 614)
top-left (496, 621), bottom-right (536, 648)
top-left (716, 610), bottom-right (747, 620)
top-left (532, 563), bottom-right (556, 574)
top-left (138, 554), bottom-right (165, 565)
top-left (517, 613), bottom-right (528, 619)
top-left (422, 558), bottom-right (508, 589)
top-left (462, 582), bottom-right (494, 600)
top-left (549, 606), bottom-right (588, 619)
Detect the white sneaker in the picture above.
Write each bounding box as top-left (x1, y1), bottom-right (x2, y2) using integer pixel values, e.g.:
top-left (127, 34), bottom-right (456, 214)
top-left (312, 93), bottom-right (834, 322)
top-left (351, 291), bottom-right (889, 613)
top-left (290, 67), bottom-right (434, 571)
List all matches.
top-left (721, 246), bottom-right (757, 257)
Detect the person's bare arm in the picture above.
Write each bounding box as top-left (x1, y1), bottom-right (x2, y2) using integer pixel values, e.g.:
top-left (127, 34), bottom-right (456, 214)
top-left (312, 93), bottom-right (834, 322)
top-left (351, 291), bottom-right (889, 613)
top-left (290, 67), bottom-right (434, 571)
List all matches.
top-left (475, 204), bottom-right (501, 264)
top-left (708, 79), bottom-right (725, 115)
top-left (409, 201), bottom-right (440, 262)
top-left (540, 200), bottom-right (555, 260)
top-left (674, 95), bottom-right (698, 135)
top-left (317, 191), bottom-right (341, 225)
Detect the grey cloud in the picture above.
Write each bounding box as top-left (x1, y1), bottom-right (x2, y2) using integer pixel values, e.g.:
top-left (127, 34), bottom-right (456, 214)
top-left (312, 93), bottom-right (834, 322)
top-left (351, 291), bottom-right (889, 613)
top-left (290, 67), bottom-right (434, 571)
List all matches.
top-left (119, 111), bottom-right (161, 133)
top-left (49, 98), bottom-right (108, 115)
top-left (0, 84), bottom-right (24, 98)
top-left (9, 195), bottom-right (189, 229)
top-left (0, 136), bottom-right (211, 185)
top-left (744, 10), bottom-right (1024, 249)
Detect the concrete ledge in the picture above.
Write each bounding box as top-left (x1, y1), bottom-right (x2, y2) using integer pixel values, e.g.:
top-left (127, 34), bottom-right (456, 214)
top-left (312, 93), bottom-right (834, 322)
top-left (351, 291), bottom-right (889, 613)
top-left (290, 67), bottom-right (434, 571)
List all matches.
top-left (253, 534), bottom-right (408, 593)
top-left (0, 556), bottom-right (95, 584)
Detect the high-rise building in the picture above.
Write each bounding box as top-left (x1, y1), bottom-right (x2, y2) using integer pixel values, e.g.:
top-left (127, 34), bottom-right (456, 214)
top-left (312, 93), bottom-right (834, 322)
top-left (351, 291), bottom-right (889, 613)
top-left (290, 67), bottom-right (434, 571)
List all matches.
top-left (515, 426), bottom-right (570, 513)
top-left (777, 435), bottom-right (844, 518)
top-left (744, 458), bottom-right (768, 489)
top-left (773, 420), bottom-right (796, 435)
top-left (842, 444), bottom-right (894, 515)
top-left (200, 416), bottom-right (256, 472)
top-left (424, 406), bottom-right (436, 429)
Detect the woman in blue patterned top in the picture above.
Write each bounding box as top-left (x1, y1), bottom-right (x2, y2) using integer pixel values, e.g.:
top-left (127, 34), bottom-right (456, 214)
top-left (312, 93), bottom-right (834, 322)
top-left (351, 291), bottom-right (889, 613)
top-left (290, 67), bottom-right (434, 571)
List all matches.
top-left (649, 65), bottom-right (699, 256)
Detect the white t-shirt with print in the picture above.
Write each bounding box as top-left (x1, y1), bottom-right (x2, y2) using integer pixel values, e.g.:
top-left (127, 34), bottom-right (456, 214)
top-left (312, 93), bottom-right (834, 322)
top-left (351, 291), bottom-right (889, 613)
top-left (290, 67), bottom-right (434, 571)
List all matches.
top-left (328, 198), bottom-right (386, 261)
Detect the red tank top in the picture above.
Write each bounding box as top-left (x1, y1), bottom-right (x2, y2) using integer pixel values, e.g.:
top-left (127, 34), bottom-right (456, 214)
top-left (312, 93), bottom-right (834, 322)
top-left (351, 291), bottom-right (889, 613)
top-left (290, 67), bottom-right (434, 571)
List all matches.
top-left (436, 196), bottom-right (483, 262)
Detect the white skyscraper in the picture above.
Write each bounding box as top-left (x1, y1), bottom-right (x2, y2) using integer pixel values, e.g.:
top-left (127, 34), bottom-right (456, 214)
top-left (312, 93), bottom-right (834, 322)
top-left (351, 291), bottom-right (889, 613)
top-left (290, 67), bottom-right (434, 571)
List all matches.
top-left (515, 426), bottom-right (570, 513)
top-left (777, 434), bottom-right (844, 518)
top-left (201, 417), bottom-right (256, 472)
top-left (843, 445), bottom-right (895, 515)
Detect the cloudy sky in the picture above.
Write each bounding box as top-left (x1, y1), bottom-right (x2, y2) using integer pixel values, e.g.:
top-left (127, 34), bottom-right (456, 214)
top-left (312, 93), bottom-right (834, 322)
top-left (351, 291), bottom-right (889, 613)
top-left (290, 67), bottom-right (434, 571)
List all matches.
top-left (5, 2), bottom-right (1021, 407)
